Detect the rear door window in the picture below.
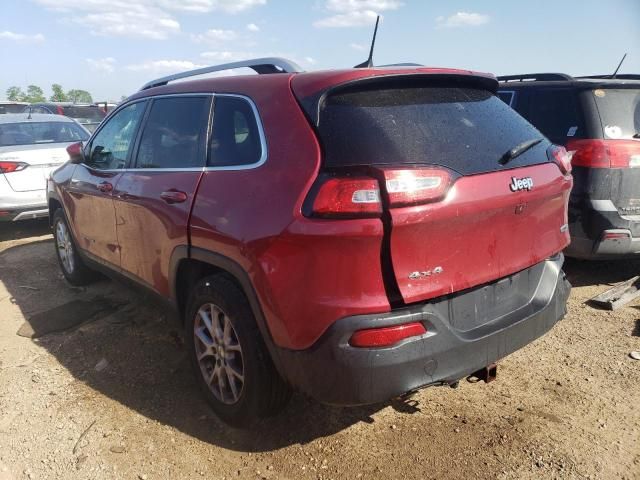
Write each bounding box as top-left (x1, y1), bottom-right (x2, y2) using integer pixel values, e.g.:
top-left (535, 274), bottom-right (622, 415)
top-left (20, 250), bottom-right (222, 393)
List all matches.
top-left (209, 96), bottom-right (263, 167)
top-left (527, 89), bottom-right (585, 144)
top-left (592, 88), bottom-right (640, 140)
top-left (318, 85), bottom-right (548, 175)
top-left (135, 96), bottom-right (211, 169)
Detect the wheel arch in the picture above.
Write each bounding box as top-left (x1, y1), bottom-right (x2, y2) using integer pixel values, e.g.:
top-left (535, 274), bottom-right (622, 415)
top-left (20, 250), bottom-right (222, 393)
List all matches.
top-left (47, 195), bottom-right (63, 227)
top-left (170, 246), bottom-right (288, 378)
top-left (170, 246), bottom-right (275, 345)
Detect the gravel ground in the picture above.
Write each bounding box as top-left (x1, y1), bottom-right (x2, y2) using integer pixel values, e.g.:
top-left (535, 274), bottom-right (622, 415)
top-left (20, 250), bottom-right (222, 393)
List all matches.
top-left (0, 219), bottom-right (638, 480)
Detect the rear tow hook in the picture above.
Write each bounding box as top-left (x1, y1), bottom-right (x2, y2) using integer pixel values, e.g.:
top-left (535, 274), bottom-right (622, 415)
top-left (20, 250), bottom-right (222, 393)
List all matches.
top-left (468, 363), bottom-right (498, 383)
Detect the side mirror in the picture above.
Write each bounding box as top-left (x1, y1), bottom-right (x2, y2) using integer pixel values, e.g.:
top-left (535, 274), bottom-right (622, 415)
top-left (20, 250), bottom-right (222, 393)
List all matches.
top-left (66, 142), bottom-right (85, 164)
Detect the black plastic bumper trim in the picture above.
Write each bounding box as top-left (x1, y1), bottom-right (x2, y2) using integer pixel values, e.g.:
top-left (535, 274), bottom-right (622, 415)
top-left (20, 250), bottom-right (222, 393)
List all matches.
top-left (276, 255), bottom-right (570, 406)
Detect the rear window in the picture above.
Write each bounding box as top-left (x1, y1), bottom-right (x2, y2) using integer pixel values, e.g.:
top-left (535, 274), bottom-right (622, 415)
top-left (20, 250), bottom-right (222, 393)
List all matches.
top-left (0, 104), bottom-right (26, 114)
top-left (62, 106), bottom-right (106, 122)
top-left (527, 89), bottom-right (585, 144)
top-left (318, 86), bottom-right (548, 175)
top-left (497, 91), bottom-right (515, 106)
top-left (593, 88), bottom-right (640, 140)
top-left (0, 121), bottom-right (89, 147)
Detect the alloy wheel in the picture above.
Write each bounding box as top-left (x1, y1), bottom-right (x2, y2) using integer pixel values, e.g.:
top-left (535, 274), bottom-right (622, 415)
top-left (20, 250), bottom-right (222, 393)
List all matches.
top-left (55, 220), bottom-right (75, 274)
top-left (193, 303), bottom-right (245, 404)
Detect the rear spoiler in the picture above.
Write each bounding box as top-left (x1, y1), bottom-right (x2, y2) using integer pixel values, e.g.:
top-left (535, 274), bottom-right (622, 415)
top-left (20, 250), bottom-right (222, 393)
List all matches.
top-left (296, 73), bottom-right (498, 127)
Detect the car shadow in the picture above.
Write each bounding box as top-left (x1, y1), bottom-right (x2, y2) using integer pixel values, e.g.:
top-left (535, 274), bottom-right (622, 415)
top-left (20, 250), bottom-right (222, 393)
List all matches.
top-left (1, 238), bottom-right (396, 452)
top-left (0, 218), bottom-right (51, 242)
top-left (563, 257), bottom-right (640, 288)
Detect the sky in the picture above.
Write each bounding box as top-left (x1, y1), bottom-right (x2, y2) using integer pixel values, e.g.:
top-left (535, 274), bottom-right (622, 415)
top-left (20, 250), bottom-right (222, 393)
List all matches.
top-left (1, 0), bottom-right (639, 102)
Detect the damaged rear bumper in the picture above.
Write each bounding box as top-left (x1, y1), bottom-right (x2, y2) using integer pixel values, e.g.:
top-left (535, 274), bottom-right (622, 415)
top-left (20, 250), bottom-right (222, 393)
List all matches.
top-left (277, 254), bottom-right (570, 406)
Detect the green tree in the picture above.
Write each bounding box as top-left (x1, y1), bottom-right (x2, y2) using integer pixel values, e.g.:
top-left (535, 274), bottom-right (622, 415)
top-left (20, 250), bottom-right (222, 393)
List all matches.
top-left (66, 89), bottom-right (93, 103)
top-left (24, 85), bottom-right (46, 103)
top-left (50, 84), bottom-right (68, 102)
top-left (6, 86), bottom-right (25, 101)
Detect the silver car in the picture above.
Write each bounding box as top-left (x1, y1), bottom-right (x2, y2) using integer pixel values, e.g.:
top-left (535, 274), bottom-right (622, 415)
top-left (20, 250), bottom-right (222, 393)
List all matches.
top-left (0, 113), bottom-right (89, 221)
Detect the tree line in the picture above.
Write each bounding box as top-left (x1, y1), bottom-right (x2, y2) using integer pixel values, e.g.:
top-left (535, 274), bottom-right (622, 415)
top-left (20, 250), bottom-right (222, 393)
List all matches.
top-left (6, 84), bottom-right (94, 104)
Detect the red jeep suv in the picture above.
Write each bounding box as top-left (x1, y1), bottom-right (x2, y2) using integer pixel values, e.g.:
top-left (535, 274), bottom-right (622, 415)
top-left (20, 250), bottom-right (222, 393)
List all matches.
top-left (47, 58), bottom-right (572, 426)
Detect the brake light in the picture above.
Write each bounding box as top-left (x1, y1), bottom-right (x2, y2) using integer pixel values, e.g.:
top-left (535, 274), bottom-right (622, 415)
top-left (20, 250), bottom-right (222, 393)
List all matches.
top-left (56, 105), bottom-right (64, 115)
top-left (311, 176), bottom-right (382, 218)
top-left (0, 161), bottom-right (28, 173)
top-left (349, 322), bottom-right (427, 348)
top-left (547, 145), bottom-right (572, 174)
top-left (382, 168), bottom-right (452, 206)
top-left (567, 139), bottom-right (640, 168)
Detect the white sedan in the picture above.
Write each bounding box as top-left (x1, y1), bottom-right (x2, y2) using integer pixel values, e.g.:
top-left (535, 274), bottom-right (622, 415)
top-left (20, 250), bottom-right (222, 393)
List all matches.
top-left (0, 113), bottom-right (90, 221)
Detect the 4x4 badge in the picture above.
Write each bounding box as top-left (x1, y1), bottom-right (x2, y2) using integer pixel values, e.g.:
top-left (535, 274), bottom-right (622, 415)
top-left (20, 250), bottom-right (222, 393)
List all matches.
top-left (409, 266), bottom-right (443, 280)
top-left (510, 176), bottom-right (534, 192)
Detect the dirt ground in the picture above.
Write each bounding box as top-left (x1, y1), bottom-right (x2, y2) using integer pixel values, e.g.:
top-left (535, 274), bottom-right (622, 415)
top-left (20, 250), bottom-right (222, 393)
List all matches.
top-left (0, 219), bottom-right (638, 480)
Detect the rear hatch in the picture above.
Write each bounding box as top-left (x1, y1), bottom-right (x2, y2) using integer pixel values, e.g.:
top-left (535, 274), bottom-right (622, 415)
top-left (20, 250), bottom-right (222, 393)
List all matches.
top-left (0, 119), bottom-right (88, 191)
top-left (575, 87), bottom-right (640, 218)
top-left (0, 143), bottom-right (71, 191)
top-left (294, 73), bottom-right (572, 304)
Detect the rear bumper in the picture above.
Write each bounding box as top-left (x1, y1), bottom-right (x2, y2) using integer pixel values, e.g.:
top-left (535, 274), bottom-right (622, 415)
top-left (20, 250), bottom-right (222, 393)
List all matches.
top-left (566, 199), bottom-right (640, 258)
top-left (277, 255), bottom-right (570, 406)
top-left (0, 178), bottom-right (48, 221)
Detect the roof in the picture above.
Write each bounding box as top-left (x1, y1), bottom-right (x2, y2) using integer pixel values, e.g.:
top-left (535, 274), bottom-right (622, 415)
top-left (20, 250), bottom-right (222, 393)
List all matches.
top-left (129, 65), bottom-right (497, 103)
top-left (0, 113), bottom-right (77, 124)
top-left (0, 101), bottom-right (28, 105)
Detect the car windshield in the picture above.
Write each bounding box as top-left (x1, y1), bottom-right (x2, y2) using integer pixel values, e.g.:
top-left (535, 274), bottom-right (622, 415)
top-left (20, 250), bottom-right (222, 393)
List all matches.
top-left (0, 121), bottom-right (89, 147)
top-left (593, 88), bottom-right (640, 139)
top-left (62, 106), bottom-right (106, 122)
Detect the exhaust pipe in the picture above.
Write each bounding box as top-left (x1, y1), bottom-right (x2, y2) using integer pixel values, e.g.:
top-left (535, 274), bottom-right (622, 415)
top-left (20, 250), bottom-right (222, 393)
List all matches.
top-left (469, 363), bottom-right (497, 383)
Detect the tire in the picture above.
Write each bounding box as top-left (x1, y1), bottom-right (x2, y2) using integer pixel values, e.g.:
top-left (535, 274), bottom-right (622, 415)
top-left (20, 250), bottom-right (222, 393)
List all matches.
top-left (52, 209), bottom-right (97, 286)
top-left (185, 274), bottom-right (291, 426)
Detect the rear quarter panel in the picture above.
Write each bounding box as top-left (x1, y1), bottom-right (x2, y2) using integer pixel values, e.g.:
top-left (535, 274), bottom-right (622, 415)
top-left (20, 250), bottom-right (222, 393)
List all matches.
top-left (189, 76), bottom-right (389, 350)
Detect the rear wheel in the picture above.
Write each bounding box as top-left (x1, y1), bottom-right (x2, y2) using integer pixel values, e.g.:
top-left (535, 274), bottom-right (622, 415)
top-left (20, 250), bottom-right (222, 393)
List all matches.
top-left (185, 274), bottom-right (291, 426)
top-left (52, 209), bottom-right (97, 286)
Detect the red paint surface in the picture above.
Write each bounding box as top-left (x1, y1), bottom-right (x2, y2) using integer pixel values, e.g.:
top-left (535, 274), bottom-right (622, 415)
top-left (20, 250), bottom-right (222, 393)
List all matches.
top-left (53, 68), bottom-right (571, 352)
top-left (385, 163), bottom-right (572, 304)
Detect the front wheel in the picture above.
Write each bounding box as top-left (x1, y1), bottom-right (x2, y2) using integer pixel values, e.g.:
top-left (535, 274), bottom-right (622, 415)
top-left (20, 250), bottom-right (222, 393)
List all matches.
top-left (52, 209), bottom-right (97, 286)
top-left (185, 275), bottom-right (291, 426)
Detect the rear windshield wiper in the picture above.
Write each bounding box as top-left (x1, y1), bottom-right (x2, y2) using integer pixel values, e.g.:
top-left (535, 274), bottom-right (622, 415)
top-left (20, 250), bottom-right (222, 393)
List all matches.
top-left (499, 138), bottom-right (543, 165)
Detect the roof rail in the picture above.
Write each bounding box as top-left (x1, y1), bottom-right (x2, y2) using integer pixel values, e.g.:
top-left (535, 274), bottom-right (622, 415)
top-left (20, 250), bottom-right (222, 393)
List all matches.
top-left (497, 73), bottom-right (573, 82)
top-left (576, 74), bottom-right (640, 80)
top-left (378, 63), bottom-right (424, 67)
top-left (140, 57), bottom-right (304, 91)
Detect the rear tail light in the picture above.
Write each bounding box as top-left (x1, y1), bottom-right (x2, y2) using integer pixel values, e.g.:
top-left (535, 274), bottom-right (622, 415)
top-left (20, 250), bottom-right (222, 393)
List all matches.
top-left (349, 322), bottom-right (427, 348)
top-left (311, 176), bottom-right (382, 218)
top-left (567, 139), bottom-right (640, 168)
top-left (547, 145), bottom-right (572, 174)
top-left (56, 105), bottom-right (65, 115)
top-left (382, 168), bottom-right (452, 207)
top-left (0, 161), bottom-right (28, 173)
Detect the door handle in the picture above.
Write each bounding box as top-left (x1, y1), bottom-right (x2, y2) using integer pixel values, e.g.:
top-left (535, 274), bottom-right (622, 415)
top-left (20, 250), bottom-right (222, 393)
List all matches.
top-left (160, 190), bottom-right (188, 204)
top-left (97, 181), bottom-right (113, 193)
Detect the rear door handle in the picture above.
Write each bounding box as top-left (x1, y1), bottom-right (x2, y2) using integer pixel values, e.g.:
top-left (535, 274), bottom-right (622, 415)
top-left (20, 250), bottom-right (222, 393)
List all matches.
top-left (160, 190), bottom-right (188, 204)
top-left (97, 181), bottom-right (113, 193)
